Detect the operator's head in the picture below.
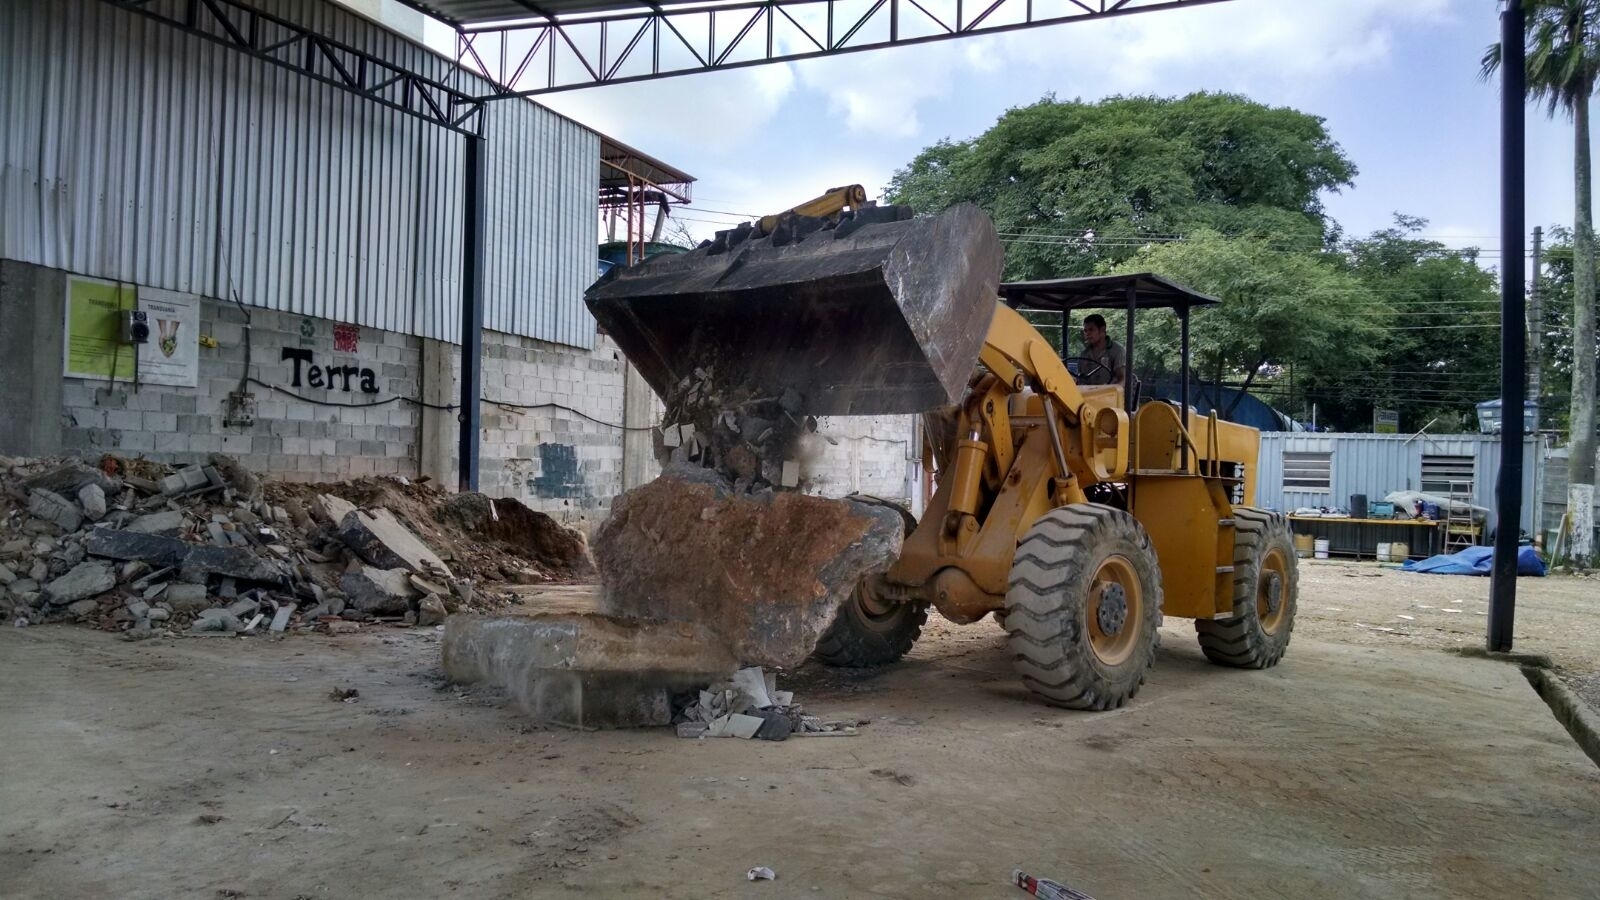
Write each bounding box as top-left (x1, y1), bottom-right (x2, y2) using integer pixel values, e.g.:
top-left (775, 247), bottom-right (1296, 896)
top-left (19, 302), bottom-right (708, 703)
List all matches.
top-left (1082, 314), bottom-right (1107, 348)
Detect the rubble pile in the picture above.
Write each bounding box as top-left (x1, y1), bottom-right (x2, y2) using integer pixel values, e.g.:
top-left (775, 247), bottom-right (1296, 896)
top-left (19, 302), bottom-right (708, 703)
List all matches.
top-left (656, 366), bottom-right (826, 492)
top-left (0, 454), bottom-right (593, 637)
top-left (674, 667), bottom-right (860, 740)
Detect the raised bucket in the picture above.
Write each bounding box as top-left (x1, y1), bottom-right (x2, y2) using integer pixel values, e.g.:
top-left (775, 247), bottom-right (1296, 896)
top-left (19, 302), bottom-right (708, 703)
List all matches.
top-left (1376, 542), bottom-right (1392, 562)
top-left (1294, 533), bottom-right (1315, 558)
top-left (1313, 538), bottom-right (1331, 560)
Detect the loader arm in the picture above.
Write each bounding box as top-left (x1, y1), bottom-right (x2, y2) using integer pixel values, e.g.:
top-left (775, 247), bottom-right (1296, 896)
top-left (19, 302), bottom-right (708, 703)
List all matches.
top-left (883, 304), bottom-right (1131, 623)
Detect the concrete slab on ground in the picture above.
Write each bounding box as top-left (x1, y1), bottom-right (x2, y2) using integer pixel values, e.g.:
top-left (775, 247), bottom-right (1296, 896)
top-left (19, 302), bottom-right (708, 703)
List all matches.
top-left (0, 618), bottom-right (1595, 899)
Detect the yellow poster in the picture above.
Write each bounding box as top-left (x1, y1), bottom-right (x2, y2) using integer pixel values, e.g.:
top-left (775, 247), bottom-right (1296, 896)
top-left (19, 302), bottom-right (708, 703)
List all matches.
top-left (64, 276), bottom-right (136, 380)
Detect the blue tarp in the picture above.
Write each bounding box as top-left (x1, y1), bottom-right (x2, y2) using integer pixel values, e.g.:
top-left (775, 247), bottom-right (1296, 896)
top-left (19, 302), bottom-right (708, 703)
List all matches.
top-left (1402, 545), bottom-right (1547, 577)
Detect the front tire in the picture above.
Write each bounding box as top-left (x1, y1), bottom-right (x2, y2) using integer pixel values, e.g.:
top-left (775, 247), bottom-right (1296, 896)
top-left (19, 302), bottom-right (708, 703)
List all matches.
top-left (812, 580), bottom-right (928, 668)
top-left (1195, 508), bottom-right (1298, 668)
top-left (1005, 505), bottom-right (1163, 710)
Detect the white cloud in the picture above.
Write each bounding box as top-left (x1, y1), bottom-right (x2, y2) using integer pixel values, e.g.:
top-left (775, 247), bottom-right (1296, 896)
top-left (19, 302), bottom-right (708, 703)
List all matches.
top-left (538, 64), bottom-right (797, 152)
top-left (776, 0), bottom-right (1459, 137)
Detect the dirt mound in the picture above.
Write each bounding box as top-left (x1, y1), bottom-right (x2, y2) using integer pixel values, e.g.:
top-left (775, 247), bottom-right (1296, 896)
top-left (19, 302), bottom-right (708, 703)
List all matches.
top-left (435, 493), bottom-right (594, 576)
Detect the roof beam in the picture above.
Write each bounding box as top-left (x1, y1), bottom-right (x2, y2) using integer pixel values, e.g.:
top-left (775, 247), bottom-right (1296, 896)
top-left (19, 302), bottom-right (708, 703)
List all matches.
top-left (447, 0), bottom-right (1234, 99)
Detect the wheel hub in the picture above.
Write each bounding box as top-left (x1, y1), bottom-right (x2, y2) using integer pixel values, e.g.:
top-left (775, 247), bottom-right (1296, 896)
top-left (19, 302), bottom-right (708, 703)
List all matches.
top-left (1262, 572), bottom-right (1283, 614)
top-left (1095, 581), bottom-right (1128, 636)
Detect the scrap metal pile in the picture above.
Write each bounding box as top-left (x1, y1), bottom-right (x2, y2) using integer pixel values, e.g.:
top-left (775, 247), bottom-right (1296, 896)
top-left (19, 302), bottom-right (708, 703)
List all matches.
top-left (0, 454), bottom-right (593, 637)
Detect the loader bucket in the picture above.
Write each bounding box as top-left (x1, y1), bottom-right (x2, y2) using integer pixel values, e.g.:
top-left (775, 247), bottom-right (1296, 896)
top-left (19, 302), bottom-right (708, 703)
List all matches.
top-left (585, 203), bottom-right (1003, 416)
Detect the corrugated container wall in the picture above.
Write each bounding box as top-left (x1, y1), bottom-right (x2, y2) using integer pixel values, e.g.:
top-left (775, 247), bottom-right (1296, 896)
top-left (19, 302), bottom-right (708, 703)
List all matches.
top-left (0, 0), bottom-right (600, 348)
top-left (1256, 433), bottom-right (1541, 536)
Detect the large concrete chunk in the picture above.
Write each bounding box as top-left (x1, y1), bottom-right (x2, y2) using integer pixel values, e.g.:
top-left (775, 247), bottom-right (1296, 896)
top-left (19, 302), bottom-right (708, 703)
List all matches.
top-left (341, 565), bottom-right (418, 614)
top-left (45, 561), bottom-right (115, 606)
top-left (29, 489), bottom-right (82, 533)
top-left (85, 530), bottom-right (285, 583)
top-left (442, 614), bottom-right (736, 728)
top-left (586, 203), bottom-right (1002, 416)
top-left (592, 469), bottom-right (904, 668)
top-left (336, 508), bottom-right (452, 579)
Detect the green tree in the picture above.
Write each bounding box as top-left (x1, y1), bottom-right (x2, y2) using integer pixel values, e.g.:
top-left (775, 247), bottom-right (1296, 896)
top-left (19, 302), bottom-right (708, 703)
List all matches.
top-left (1108, 230), bottom-right (1386, 424)
top-left (1485, 1), bottom-right (1600, 565)
top-left (1319, 216), bottom-right (1503, 432)
top-left (886, 93), bottom-right (1356, 281)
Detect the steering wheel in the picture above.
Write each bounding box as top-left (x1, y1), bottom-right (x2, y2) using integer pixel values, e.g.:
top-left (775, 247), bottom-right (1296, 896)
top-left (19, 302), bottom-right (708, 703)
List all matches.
top-left (1063, 356), bottom-right (1113, 384)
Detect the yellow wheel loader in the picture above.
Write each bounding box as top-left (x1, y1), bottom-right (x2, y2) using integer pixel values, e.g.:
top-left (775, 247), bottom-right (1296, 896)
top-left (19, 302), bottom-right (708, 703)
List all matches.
top-left (587, 199), bottom-right (1298, 710)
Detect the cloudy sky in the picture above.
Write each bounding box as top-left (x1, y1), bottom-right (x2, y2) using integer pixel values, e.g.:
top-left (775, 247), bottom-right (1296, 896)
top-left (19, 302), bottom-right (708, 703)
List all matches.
top-left (394, 0), bottom-right (1586, 261)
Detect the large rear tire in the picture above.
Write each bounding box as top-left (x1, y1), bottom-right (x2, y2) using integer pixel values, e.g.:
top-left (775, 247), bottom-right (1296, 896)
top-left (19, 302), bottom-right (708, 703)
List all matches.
top-left (1005, 505), bottom-right (1163, 710)
top-left (1195, 508), bottom-right (1297, 668)
top-left (812, 580), bottom-right (928, 667)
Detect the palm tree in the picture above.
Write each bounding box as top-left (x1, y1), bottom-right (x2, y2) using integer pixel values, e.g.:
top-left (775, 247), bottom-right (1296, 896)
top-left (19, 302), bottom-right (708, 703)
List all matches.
top-left (1485, 0), bottom-right (1599, 567)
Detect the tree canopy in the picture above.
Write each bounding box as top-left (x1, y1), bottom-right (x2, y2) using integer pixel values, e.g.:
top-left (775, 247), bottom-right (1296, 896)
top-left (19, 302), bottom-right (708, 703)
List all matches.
top-left (887, 94), bottom-right (1508, 432)
top-left (886, 92), bottom-right (1356, 281)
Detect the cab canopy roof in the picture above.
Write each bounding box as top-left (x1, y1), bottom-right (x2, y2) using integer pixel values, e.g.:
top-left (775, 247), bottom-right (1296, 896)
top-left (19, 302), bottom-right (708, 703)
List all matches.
top-left (999, 273), bottom-right (1219, 313)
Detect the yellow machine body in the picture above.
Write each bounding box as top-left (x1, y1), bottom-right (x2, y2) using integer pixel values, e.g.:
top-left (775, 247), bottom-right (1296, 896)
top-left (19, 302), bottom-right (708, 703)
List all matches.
top-left (886, 303), bottom-right (1261, 624)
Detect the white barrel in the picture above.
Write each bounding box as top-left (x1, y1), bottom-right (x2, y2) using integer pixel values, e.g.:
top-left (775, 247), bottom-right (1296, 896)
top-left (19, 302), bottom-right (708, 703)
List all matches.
top-left (1314, 538), bottom-right (1331, 560)
top-left (1376, 542), bottom-right (1392, 562)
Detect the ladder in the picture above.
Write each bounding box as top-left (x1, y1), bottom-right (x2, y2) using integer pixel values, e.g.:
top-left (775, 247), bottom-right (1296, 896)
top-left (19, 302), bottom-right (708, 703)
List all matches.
top-left (1444, 480), bottom-right (1478, 552)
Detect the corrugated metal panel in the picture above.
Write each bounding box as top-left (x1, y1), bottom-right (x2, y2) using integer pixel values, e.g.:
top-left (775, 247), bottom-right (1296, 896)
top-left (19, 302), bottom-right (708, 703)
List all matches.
top-left (0, 0), bottom-right (601, 348)
top-left (1257, 433), bottom-right (1539, 534)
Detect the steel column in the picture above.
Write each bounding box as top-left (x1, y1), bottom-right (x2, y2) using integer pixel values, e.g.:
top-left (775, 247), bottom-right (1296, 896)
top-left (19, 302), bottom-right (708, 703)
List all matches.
top-left (459, 135), bottom-right (487, 493)
top-left (1123, 285), bottom-right (1136, 414)
top-left (1180, 306), bottom-right (1190, 470)
top-left (1489, 0), bottom-right (1525, 652)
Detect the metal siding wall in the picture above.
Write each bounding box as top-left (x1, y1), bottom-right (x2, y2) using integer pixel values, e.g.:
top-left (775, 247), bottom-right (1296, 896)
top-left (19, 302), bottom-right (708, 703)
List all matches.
top-left (1257, 434), bottom-right (1538, 533)
top-left (1, 0), bottom-right (600, 348)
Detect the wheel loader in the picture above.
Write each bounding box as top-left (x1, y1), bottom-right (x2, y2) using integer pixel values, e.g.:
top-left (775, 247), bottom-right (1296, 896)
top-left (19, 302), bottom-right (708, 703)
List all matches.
top-left (586, 196), bottom-right (1298, 711)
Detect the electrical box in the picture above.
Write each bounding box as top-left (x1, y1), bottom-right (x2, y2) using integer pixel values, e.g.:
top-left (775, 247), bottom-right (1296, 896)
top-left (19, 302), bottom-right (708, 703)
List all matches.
top-left (120, 309), bottom-right (150, 344)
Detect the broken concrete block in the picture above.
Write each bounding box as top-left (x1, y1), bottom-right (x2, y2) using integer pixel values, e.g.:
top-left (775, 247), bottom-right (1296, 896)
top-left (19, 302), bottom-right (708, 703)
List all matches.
top-left (705, 713), bottom-right (764, 739)
top-left (191, 610), bottom-right (243, 633)
top-left (207, 454), bottom-right (261, 499)
top-left (335, 508), bottom-right (452, 579)
top-left (66, 598), bottom-right (100, 617)
top-left (417, 594), bottom-right (447, 627)
top-left (85, 530), bottom-right (284, 583)
top-left (0, 562), bottom-right (15, 585)
top-left (225, 598), bottom-right (259, 618)
top-left (148, 608), bottom-right (170, 623)
top-left (44, 561), bottom-right (115, 606)
top-left (164, 582), bottom-right (210, 613)
top-left (8, 578), bottom-right (40, 597)
top-left (77, 484), bottom-right (107, 522)
top-left (206, 522), bottom-right (229, 547)
top-left (126, 600), bottom-right (151, 619)
top-left (442, 615), bottom-right (736, 729)
top-left (339, 565), bottom-right (418, 614)
top-left (29, 489), bottom-right (83, 533)
top-left (269, 603), bottom-right (294, 633)
top-left (125, 510), bottom-right (184, 535)
top-left (327, 620), bottom-right (360, 635)
top-left (316, 494), bottom-right (357, 526)
top-left (592, 468), bottom-right (905, 667)
top-left (25, 463), bottom-right (118, 498)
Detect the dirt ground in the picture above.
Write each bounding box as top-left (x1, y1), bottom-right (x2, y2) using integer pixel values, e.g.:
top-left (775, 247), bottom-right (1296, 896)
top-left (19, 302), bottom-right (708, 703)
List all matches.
top-left (2, 561), bottom-right (1598, 899)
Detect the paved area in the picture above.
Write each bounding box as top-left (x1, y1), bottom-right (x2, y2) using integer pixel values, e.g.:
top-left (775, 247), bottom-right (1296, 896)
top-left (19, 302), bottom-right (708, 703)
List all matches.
top-left (3, 565), bottom-right (1597, 899)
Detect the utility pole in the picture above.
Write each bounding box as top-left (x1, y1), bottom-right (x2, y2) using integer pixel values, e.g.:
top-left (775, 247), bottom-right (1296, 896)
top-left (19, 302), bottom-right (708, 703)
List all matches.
top-left (1489, 0), bottom-right (1526, 652)
top-left (1529, 226), bottom-right (1543, 416)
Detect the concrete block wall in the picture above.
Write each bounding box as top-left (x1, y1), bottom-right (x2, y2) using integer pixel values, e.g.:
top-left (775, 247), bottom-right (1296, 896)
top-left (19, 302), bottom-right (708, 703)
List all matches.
top-left (806, 415), bottom-right (917, 504)
top-left (471, 331), bottom-right (629, 526)
top-left (58, 298), bottom-right (424, 480)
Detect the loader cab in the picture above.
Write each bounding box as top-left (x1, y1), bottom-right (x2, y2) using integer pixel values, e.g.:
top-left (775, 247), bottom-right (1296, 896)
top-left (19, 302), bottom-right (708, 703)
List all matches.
top-left (997, 273), bottom-right (1253, 500)
top-left (999, 272), bottom-right (1218, 422)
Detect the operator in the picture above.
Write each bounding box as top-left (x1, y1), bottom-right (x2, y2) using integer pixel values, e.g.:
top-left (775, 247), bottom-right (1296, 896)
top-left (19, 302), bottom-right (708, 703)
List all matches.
top-left (1078, 314), bottom-right (1126, 386)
